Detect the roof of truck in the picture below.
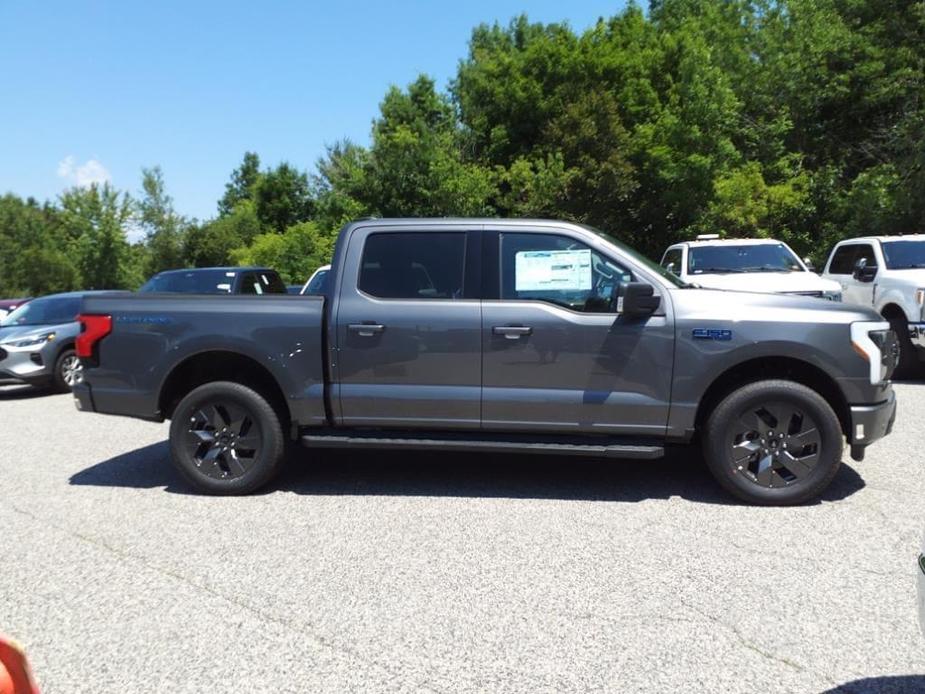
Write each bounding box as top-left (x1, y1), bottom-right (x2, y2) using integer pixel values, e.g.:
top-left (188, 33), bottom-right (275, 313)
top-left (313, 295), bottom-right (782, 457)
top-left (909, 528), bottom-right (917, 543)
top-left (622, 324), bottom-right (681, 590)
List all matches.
top-left (673, 238), bottom-right (787, 248)
top-left (835, 234), bottom-right (925, 244)
top-left (152, 266), bottom-right (275, 275)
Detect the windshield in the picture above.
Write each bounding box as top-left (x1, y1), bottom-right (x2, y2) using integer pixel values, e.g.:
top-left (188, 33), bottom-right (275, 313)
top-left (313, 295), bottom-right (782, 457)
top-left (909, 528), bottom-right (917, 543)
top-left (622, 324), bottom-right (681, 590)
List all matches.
top-left (303, 268), bottom-right (330, 295)
top-left (140, 269), bottom-right (236, 294)
top-left (881, 240), bottom-right (925, 270)
top-left (688, 243), bottom-right (804, 274)
top-left (0, 296), bottom-right (80, 327)
top-left (587, 228), bottom-right (688, 288)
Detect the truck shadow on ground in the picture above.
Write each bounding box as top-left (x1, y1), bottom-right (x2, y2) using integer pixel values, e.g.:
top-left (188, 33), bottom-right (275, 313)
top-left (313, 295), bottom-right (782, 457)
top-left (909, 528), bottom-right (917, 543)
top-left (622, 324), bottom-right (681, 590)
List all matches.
top-left (0, 384), bottom-right (52, 400)
top-left (820, 675), bottom-right (925, 693)
top-left (70, 441), bottom-right (867, 505)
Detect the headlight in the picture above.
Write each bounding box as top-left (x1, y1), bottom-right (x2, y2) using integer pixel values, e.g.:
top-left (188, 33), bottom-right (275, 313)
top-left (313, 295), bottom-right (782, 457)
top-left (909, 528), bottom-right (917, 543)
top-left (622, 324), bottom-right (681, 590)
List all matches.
top-left (823, 290), bottom-right (842, 302)
top-left (851, 321), bottom-right (896, 384)
top-left (1, 332), bottom-right (56, 349)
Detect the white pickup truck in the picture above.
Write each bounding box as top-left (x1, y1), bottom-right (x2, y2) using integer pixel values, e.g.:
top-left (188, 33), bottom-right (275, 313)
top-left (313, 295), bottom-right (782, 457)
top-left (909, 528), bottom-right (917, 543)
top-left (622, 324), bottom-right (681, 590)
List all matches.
top-left (660, 236), bottom-right (843, 299)
top-left (822, 235), bottom-right (925, 376)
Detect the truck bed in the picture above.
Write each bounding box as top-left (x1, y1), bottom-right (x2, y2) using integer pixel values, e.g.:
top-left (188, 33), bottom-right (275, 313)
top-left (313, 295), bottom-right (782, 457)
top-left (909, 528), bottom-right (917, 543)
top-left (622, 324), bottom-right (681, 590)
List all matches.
top-left (77, 293), bottom-right (327, 426)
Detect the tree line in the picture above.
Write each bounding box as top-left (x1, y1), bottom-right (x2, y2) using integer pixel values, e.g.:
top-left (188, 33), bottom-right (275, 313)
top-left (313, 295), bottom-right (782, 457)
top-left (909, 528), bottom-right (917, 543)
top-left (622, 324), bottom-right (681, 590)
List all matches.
top-left (1, 0), bottom-right (922, 297)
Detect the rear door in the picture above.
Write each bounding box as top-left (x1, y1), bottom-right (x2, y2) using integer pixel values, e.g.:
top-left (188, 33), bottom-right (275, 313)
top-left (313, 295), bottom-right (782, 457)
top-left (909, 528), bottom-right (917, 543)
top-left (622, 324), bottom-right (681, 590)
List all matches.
top-left (480, 227), bottom-right (674, 436)
top-left (332, 225), bottom-right (482, 428)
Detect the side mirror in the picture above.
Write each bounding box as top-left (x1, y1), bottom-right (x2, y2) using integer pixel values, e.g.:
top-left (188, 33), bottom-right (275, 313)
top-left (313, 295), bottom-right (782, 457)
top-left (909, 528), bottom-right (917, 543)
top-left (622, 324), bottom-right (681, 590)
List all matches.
top-left (664, 261), bottom-right (676, 274)
top-left (616, 282), bottom-right (661, 318)
top-left (803, 257), bottom-right (816, 272)
top-left (853, 258), bottom-right (877, 283)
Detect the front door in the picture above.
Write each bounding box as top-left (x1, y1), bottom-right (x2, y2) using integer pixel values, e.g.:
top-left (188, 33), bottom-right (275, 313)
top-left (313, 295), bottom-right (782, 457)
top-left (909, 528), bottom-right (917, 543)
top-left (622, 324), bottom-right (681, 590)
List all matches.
top-left (333, 226), bottom-right (482, 428)
top-left (480, 229), bottom-right (674, 436)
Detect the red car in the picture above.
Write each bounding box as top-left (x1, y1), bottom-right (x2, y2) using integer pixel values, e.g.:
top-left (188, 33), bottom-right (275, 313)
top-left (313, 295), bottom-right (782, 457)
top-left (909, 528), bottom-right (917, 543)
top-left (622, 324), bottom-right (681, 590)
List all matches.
top-left (0, 299), bottom-right (30, 319)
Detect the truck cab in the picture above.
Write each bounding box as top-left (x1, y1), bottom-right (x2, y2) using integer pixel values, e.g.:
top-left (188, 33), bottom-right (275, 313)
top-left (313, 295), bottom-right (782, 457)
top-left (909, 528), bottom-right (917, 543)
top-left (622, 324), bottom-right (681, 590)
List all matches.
top-left (660, 236), bottom-right (842, 300)
top-left (822, 235), bottom-right (925, 376)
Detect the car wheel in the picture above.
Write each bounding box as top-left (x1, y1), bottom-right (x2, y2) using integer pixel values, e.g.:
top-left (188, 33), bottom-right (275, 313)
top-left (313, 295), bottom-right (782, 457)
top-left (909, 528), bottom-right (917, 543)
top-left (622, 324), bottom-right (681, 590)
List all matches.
top-left (702, 379), bottom-right (843, 506)
top-left (887, 315), bottom-right (919, 380)
top-left (53, 349), bottom-right (83, 392)
top-left (169, 381), bottom-right (286, 495)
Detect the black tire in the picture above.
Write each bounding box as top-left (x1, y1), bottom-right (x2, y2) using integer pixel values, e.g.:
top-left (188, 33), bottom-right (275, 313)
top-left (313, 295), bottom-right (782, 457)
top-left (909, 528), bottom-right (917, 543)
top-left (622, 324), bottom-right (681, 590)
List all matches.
top-left (886, 314), bottom-right (919, 380)
top-left (169, 381), bottom-right (286, 495)
top-left (702, 380), bottom-right (843, 506)
top-left (52, 348), bottom-right (83, 393)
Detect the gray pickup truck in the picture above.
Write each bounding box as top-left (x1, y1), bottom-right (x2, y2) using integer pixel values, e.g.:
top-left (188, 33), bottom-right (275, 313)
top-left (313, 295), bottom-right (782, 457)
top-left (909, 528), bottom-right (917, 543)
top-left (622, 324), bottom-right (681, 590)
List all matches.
top-left (73, 219), bottom-right (898, 505)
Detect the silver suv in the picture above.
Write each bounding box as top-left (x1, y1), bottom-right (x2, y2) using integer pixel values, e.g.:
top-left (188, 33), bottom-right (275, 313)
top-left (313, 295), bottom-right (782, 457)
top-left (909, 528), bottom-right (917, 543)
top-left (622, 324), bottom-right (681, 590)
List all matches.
top-left (0, 292), bottom-right (110, 391)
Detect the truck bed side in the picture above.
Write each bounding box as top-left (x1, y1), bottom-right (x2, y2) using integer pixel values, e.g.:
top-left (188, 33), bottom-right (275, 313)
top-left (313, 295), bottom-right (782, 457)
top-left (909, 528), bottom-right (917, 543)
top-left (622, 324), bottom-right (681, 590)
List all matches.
top-left (76, 293), bottom-right (327, 427)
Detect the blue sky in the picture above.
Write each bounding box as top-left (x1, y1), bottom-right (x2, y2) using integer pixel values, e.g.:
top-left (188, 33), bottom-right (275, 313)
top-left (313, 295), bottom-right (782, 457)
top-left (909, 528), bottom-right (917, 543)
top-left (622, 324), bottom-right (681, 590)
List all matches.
top-left (0, 1), bottom-right (627, 221)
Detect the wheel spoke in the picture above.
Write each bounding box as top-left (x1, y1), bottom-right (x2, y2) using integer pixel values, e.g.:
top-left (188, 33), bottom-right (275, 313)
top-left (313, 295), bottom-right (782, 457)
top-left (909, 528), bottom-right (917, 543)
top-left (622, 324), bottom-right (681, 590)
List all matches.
top-left (732, 438), bottom-right (761, 463)
top-left (227, 450), bottom-right (248, 476)
top-left (778, 450), bottom-right (817, 479)
top-left (186, 428), bottom-right (214, 447)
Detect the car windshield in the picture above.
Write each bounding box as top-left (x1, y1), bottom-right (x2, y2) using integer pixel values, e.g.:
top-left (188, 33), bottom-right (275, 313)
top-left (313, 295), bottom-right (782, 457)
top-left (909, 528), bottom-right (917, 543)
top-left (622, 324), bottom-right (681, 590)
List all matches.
top-left (585, 227), bottom-right (688, 288)
top-left (0, 296), bottom-right (80, 327)
top-left (881, 240), bottom-right (925, 270)
top-left (140, 269), bottom-right (236, 294)
top-left (304, 269), bottom-right (329, 294)
top-left (688, 243), bottom-right (804, 274)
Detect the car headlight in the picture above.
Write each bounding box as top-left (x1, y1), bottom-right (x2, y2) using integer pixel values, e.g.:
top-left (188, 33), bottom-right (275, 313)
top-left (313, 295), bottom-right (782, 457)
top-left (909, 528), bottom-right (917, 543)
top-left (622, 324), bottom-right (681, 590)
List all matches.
top-left (823, 290), bottom-right (842, 302)
top-left (1, 332), bottom-right (56, 349)
top-left (851, 322), bottom-right (896, 384)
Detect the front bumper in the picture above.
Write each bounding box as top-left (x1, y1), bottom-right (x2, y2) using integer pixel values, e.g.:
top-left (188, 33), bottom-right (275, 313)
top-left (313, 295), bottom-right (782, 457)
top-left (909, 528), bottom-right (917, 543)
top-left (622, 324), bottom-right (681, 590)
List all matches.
top-left (908, 323), bottom-right (925, 359)
top-left (849, 391), bottom-right (896, 447)
top-left (72, 381), bottom-right (95, 412)
top-left (0, 345), bottom-right (53, 384)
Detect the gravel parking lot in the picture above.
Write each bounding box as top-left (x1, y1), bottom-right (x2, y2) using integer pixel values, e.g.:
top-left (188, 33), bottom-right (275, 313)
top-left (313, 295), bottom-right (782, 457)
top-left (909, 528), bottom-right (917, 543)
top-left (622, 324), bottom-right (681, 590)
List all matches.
top-left (1, 382), bottom-right (924, 693)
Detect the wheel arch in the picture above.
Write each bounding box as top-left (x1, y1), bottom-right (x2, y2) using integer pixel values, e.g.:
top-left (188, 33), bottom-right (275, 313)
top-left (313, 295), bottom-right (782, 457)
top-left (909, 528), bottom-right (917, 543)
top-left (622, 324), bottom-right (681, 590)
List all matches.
top-left (880, 302), bottom-right (908, 323)
top-left (158, 350), bottom-right (290, 428)
top-left (694, 356), bottom-right (850, 438)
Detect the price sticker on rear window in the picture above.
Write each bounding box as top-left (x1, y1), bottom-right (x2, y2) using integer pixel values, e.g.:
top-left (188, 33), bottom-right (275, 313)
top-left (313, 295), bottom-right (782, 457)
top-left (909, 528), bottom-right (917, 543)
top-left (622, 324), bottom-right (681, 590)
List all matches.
top-left (515, 249), bottom-right (592, 292)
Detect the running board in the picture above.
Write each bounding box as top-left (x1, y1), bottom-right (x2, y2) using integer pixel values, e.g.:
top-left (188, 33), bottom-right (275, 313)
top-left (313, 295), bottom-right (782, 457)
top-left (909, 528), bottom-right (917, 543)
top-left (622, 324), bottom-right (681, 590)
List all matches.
top-left (300, 431), bottom-right (664, 460)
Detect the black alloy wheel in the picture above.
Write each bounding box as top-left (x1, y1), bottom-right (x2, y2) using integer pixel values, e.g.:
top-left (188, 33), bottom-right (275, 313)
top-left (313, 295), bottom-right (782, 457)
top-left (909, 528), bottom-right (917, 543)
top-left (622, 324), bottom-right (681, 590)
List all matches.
top-left (169, 381), bottom-right (286, 495)
top-left (703, 379), bottom-right (843, 505)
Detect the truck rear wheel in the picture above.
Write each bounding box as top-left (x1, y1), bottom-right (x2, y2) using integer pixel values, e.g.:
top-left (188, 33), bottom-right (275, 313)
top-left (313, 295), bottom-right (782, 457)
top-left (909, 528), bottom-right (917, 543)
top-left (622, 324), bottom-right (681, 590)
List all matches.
top-left (169, 381), bottom-right (286, 495)
top-left (702, 380), bottom-right (843, 505)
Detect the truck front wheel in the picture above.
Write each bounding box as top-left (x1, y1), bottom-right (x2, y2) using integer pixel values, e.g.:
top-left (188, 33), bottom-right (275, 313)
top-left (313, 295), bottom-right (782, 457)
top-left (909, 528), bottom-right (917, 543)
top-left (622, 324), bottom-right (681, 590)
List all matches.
top-left (702, 380), bottom-right (843, 505)
top-left (169, 381), bottom-right (286, 495)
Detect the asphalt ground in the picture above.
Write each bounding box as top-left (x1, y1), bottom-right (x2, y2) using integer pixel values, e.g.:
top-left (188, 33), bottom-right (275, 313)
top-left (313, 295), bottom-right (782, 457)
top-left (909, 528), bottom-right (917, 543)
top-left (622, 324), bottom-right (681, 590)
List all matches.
top-left (1, 382), bottom-right (924, 693)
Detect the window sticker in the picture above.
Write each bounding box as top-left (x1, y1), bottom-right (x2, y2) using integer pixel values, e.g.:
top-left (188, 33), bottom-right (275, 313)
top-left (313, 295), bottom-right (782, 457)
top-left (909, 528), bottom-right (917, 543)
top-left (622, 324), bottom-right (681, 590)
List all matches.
top-left (515, 249), bottom-right (592, 292)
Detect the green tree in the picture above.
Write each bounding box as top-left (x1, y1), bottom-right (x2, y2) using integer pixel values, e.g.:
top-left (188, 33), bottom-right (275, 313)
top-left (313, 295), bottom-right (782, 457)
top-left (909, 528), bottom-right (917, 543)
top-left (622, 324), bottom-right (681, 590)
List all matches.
top-left (185, 200), bottom-right (262, 267)
top-left (231, 221), bottom-right (334, 284)
top-left (59, 183), bottom-right (133, 289)
top-left (138, 167), bottom-right (189, 275)
top-left (218, 152), bottom-right (261, 216)
top-left (253, 162), bottom-right (314, 232)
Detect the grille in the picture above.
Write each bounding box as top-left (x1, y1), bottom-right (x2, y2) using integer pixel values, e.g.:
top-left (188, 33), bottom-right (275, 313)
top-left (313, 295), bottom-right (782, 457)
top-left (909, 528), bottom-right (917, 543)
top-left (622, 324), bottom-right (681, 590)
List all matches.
top-left (784, 290), bottom-right (824, 298)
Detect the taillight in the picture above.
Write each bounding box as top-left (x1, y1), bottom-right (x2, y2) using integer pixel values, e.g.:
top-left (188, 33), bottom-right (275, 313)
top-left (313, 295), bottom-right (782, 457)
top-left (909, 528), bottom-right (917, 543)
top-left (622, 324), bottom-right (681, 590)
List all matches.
top-left (76, 314), bottom-right (112, 358)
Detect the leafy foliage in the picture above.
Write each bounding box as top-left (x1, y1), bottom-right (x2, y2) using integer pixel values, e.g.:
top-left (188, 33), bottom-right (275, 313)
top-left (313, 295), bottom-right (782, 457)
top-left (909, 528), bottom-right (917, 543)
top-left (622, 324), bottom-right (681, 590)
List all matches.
top-left (1, 0), bottom-right (923, 297)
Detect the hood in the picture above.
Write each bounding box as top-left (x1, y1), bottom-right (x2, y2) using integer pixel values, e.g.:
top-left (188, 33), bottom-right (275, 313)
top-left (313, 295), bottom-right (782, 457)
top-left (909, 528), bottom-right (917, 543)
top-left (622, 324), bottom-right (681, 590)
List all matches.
top-left (674, 286), bottom-right (881, 323)
top-left (689, 271), bottom-right (841, 294)
top-left (883, 268), bottom-right (925, 287)
top-left (0, 324), bottom-right (65, 344)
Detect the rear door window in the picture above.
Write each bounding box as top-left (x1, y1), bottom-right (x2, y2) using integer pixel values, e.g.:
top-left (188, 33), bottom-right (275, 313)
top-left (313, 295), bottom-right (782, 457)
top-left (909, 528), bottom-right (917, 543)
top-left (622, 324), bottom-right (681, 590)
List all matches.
top-left (359, 233), bottom-right (466, 300)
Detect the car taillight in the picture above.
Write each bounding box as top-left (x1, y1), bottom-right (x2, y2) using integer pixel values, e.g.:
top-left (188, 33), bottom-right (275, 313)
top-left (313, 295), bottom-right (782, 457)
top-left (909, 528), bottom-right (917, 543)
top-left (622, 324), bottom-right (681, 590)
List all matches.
top-left (76, 314), bottom-right (112, 358)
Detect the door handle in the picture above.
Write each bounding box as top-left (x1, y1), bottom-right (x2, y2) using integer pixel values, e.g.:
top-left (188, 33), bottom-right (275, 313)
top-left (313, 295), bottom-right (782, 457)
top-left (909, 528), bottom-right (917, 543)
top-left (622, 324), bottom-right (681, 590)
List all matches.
top-left (348, 323), bottom-right (385, 337)
top-left (492, 325), bottom-right (532, 339)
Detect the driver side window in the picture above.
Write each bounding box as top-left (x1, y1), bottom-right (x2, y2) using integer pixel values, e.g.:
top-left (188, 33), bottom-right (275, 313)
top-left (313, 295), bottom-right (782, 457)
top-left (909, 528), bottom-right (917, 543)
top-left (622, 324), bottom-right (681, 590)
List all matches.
top-left (499, 233), bottom-right (632, 313)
